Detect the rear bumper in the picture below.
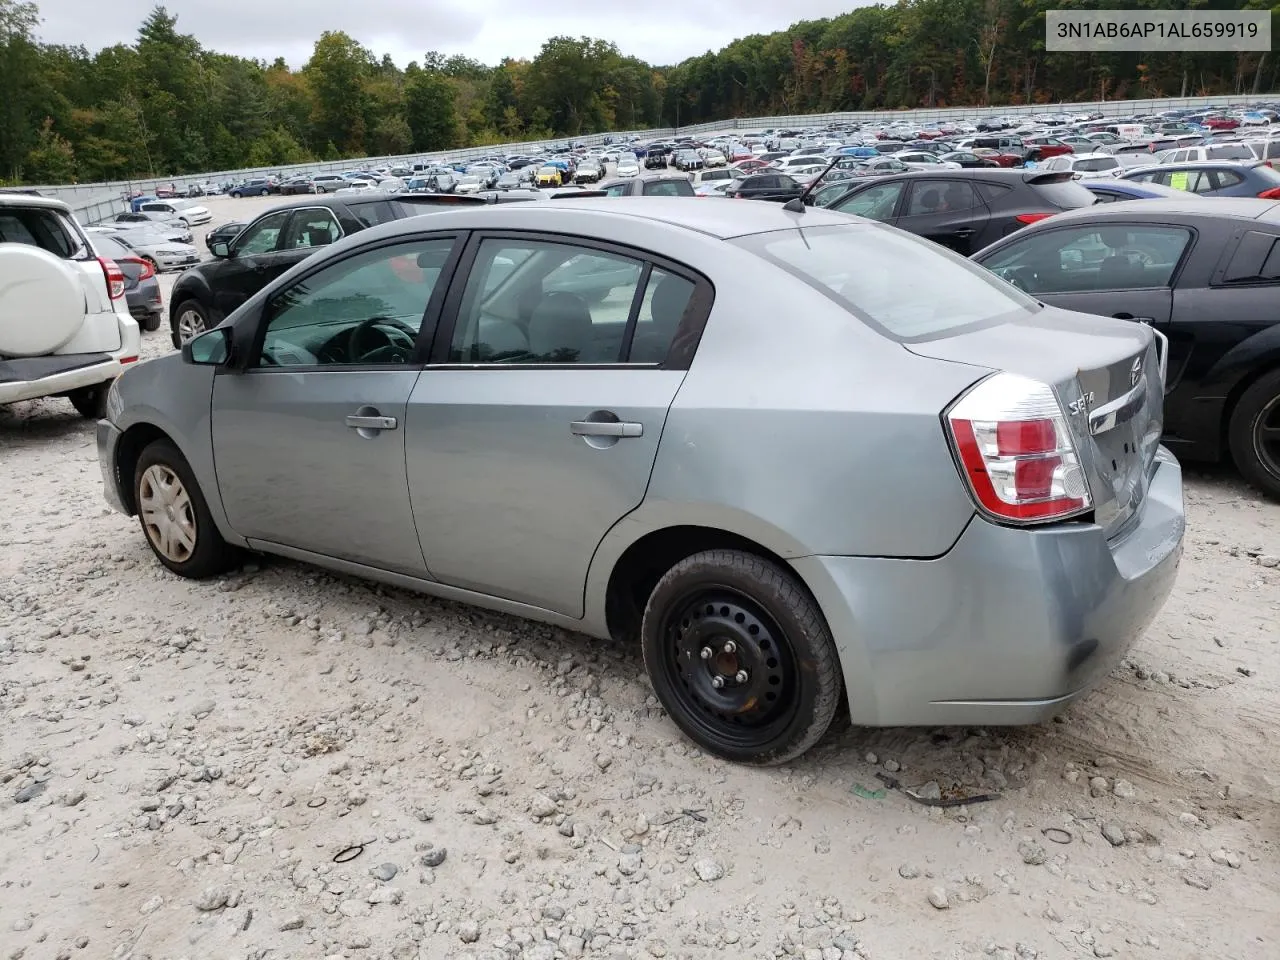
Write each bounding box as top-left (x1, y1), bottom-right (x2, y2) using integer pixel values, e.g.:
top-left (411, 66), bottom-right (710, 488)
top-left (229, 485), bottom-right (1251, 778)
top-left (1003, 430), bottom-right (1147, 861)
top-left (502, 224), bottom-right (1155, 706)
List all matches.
top-left (0, 354), bottom-right (120, 404)
top-left (794, 447), bottom-right (1185, 727)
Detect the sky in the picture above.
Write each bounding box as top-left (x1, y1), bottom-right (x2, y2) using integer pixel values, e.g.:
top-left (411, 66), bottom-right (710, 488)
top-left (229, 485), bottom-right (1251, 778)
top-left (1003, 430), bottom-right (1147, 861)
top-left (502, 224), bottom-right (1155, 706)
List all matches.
top-left (34, 0), bottom-right (874, 68)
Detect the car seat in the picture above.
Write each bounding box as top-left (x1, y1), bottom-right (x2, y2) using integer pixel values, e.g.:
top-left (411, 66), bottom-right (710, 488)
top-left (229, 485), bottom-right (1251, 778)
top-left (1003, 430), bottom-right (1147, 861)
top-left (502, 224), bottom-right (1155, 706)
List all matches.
top-left (528, 292), bottom-right (593, 362)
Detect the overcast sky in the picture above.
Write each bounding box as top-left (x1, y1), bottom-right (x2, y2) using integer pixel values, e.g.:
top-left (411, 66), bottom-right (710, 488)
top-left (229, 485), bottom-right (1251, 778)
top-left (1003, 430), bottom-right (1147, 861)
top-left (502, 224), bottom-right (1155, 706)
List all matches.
top-left (34, 0), bottom-right (874, 68)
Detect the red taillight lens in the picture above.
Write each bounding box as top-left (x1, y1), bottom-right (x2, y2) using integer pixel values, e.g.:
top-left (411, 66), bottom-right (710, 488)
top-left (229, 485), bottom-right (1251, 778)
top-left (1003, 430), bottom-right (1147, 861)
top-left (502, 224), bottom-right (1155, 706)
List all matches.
top-left (123, 256), bottom-right (154, 280)
top-left (946, 374), bottom-right (1092, 524)
top-left (1257, 187), bottom-right (1280, 199)
top-left (97, 256), bottom-right (126, 299)
top-left (1015, 212), bottom-right (1054, 225)
top-left (119, 356), bottom-right (138, 364)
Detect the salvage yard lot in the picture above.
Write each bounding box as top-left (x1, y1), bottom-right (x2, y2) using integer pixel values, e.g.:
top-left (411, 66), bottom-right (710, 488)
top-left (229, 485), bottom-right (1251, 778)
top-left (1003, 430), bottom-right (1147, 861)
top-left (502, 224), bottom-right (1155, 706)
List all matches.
top-left (1, 192), bottom-right (1278, 959)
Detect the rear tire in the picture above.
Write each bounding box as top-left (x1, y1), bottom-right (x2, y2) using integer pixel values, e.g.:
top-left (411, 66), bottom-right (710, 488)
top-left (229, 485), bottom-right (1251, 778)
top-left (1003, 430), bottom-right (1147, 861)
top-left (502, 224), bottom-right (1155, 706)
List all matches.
top-left (1228, 367), bottom-right (1280, 500)
top-left (640, 549), bottom-right (842, 765)
top-left (141, 311), bottom-right (162, 332)
top-left (133, 439), bottom-right (239, 578)
top-left (67, 384), bottom-right (109, 419)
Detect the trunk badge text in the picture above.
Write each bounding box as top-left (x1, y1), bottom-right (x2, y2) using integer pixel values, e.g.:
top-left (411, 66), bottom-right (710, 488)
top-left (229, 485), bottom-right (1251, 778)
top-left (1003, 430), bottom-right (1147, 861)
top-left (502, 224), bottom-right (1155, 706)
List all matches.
top-left (1067, 392), bottom-right (1095, 416)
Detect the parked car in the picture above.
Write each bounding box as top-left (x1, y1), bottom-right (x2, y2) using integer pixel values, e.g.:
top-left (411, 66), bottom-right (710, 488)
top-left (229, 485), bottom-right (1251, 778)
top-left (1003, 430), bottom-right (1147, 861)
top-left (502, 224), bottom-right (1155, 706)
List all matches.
top-left (0, 194), bottom-right (141, 417)
top-left (574, 160), bottom-right (603, 184)
top-left (938, 150), bottom-right (1001, 168)
top-left (1121, 161), bottom-right (1280, 198)
top-left (535, 165), bottom-right (563, 188)
top-left (1082, 180), bottom-right (1203, 203)
top-left (104, 211), bottom-right (192, 243)
top-left (311, 174), bottom-right (346, 193)
top-left (205, 221), bottom-right (246, 251)
top-left (1038, 152), bottom-right (1124, 179)
top-left (1159, 143), bottom-right (1258, 164)
top-left (229, 178), bottom-right (274, 198)
top-left (279, 176), bottom-right (317, 196)
top-left (85, 225), bottom-right (200, 273)
top-left (824, 169), bottom-right (1096, 255)
top-left (168, 194), bottom-right (477, 347)
top-left (973, 198), bottom-right (1280, 496)
top-left (724, 173), bottom-right (804, 201)
top-left (97, 198), bottom-right (1184, 764)
top-left (138, 200), bottom-right (212, 226)
top-left (597, 175), bottom-right (696, 198)
top-left (85, 231), bottom-right (164, 332)
top-left (615, 153), bottom-right (641, 178)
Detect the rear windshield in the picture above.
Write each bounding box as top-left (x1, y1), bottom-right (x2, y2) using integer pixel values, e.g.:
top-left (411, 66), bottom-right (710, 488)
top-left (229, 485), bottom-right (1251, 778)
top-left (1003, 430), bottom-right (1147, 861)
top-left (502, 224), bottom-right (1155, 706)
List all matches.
top-left (1074, 157), bottom-right (1118, 172)
top-left (1207, 144), bottom-right (1255, 161)
top-left (0, 206), bottom-right (87, 259)
top-left (1029, 177), bottom-right (1097, 210)
top-left (734, 223), bottom-right (1038, 340)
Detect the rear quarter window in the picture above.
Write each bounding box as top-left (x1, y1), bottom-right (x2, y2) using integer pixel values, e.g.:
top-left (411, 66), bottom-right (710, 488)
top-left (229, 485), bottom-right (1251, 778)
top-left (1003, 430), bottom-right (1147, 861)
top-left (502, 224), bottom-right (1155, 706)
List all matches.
top-left (734, 223), bottom-right (1038, 341)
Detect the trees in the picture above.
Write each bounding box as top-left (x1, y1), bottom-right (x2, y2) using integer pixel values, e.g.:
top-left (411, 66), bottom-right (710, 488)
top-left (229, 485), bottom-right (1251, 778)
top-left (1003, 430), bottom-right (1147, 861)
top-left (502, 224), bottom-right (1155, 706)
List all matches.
top-left (304, 31), bottom-right (373, 155)
top-left (403, 67), bottom-right (457, 152)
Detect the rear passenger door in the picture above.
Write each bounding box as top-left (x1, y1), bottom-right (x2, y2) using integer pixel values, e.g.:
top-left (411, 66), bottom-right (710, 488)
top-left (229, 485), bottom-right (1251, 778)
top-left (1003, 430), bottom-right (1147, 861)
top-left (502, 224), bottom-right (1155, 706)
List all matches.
top-left (897, 179), bottom-right (990, 254)
top-left (405, 233), bottom-right (708, 617)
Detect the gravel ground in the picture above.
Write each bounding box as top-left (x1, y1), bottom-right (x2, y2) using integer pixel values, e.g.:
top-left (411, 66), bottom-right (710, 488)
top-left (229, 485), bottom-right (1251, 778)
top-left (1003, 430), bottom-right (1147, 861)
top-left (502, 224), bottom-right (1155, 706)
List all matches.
top-left (1, 195), bottom-right (1278, 960)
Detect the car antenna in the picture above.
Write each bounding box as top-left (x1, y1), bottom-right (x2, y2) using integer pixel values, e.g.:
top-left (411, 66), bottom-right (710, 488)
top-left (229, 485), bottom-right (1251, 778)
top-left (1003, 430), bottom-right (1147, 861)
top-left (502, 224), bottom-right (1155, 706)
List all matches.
top-left (782, 156), bottom-right (841, 213)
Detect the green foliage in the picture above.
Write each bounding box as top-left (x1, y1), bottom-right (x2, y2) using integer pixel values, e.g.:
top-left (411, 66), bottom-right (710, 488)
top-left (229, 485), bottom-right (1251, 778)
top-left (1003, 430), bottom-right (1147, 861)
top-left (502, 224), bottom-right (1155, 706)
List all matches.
top-left (6, 0), bottom-right (1276, 185)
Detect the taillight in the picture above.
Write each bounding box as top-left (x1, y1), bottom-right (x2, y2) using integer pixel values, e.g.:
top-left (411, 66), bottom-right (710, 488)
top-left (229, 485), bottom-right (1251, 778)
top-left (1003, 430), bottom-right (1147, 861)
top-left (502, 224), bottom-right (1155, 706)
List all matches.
top-left (1015, 212), bottom-right (1054, 225)
top-left (97, 257), bottom-right (126, 299)
top-left (123, 256), bottom-right (154, 280)
top-left (946, 373), bottom-right (1092, 524)
top-left (1257, 187), bottom-right (1280, 199)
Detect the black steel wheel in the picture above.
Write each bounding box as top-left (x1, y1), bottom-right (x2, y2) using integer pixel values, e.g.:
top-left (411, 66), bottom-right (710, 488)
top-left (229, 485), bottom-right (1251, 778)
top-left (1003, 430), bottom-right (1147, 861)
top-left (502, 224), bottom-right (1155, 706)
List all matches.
top-left (1229, 368), bottom-right (1280, 500)
top-left (641, 549), bottom-right (842, 764)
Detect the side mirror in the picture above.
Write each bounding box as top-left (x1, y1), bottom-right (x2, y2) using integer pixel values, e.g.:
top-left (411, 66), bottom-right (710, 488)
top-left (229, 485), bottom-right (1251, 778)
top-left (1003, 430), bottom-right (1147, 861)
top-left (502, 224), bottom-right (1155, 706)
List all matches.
top-left (182, 327), bottom-right (231, 366)
top-left (210, 240), bottom-right (231, 258)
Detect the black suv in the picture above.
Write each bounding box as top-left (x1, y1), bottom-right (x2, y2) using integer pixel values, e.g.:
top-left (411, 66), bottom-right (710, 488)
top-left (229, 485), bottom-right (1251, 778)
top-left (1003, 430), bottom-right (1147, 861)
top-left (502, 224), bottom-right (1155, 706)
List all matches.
top-left (168, 194), bottom-right (488, 346)
top-left (822, 169), bottom-right (1095, 255)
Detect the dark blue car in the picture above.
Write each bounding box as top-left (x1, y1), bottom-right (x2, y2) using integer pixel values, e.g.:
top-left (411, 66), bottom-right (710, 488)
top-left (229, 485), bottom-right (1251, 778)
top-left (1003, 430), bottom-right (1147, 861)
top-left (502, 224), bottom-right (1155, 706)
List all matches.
top-left (1121, 160), bottom-right (1280, 199)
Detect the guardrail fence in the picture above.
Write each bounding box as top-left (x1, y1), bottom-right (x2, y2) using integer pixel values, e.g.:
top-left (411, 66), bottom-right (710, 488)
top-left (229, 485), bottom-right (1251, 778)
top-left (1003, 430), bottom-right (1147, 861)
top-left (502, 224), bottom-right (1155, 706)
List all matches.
top-left (32, 93), bottom-right (1269, 212)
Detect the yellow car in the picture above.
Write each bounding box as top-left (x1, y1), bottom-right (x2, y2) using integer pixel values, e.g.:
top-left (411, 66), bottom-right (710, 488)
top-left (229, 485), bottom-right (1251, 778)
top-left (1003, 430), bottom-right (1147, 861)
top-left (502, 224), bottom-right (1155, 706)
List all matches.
top-left (536, 165), bottom-right (563, 187)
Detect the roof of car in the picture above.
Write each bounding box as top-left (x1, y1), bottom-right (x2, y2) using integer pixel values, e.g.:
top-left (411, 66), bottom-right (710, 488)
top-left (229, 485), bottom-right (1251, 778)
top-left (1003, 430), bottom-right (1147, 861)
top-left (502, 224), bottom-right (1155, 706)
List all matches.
top-left (0, 193), bottom-right (71, 212)
top-left (1033, 197), bottom-right (1279, 224)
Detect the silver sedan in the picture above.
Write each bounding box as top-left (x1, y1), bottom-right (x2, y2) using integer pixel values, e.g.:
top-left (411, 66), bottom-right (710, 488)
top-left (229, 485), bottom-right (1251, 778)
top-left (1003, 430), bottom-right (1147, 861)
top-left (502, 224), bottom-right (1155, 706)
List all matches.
top-left (97, 199), bottom-right (1185, 764)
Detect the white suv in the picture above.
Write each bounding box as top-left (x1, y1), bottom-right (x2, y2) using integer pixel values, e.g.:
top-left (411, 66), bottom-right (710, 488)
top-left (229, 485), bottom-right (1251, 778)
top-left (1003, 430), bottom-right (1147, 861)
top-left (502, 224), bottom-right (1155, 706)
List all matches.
top-left (0, 195), bottom-right (141, 418)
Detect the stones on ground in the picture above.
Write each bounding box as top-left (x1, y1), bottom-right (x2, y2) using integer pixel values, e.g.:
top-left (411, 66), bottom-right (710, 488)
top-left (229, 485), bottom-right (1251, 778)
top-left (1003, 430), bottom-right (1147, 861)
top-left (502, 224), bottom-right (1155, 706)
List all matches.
top-left (371, 862), bottom-right (398, 882)
top-left (693, 858), bottom-right (725, 882)
top-left (618, 850), bottom-right (643, 876)
top-left (458, 919), bottom-right (481, 943)
top-left (139, 895), bottom-right (164, 915)
top-left (339, 899), bottom-right (371, 918)
top-left (473, 807), bottom-right (498, 825)
top-left (280, 915), bottom-right (304, 931)
top-left (1112, 779), bottom-right (1136, 800)
top-left (530, 793), bottom-right (558, 818)
top-left (1101, 822), bottom-right (1126, 847)
top-left (420, 847), bottom-right (447, 868)
top-left (883, 759), bottom-right (901, 773)
top-left (927, 886), bottom-right (950, 910)
top-left (1089, 776), bottom-right (1110, 798)
top-left (914, 780), bottom-right (942, 801)
top-left (11, 916), bottom-right (33, 932)
top-left (1182, 871), bottom-right (1212, 891)
top-left (1210, 849), bottom-right (1243, 868)
top-left (194, 885), bottom-right (231, 911)
top-left (898, 863), bottom-right (921, 879)
top-left (1018, 842), bottom-right (1047, 865)
top-left (14, 781), bottom-right (46, 803)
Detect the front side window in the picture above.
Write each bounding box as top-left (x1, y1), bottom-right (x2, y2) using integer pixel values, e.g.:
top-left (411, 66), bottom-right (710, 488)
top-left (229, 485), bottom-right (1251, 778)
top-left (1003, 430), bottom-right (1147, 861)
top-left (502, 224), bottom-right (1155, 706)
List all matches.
top-left (448, 238), bottom-right (648, 364)
top-left (235, 211), bottom-right (290, 255)
top-left (259, 238), bottom-right (455, 367)
top-left (981, 224), bottom-right (1192, 294)
top-left (831, 181), bottom-right (904, 221)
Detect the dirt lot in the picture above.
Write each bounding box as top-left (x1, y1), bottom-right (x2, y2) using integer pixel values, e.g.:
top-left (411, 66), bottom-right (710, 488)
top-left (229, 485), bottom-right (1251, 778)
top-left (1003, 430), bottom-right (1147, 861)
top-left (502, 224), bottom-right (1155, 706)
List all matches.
top-left (1, 198), bottom-right (1278, 959)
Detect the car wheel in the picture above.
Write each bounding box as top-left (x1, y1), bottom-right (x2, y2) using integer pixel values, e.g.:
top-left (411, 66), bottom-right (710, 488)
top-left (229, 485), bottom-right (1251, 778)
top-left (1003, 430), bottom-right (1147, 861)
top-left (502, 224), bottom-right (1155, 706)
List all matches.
top-left (141, 311), bottom-right (162, 332)
top-left (1228, 367), bottom-right (1280, 499)
top-left (134, 439), bottom-right (239, 578)
top-left (260, 188), bottom-right (269, 196)
top-left (173, 300), bottom-right (209, 346)
top-left (640, 549), bottom-right (842, 765)
top-left (230, 191), bottom-right (242, 199)
top-left (66, 384), bottom-right (109, 419)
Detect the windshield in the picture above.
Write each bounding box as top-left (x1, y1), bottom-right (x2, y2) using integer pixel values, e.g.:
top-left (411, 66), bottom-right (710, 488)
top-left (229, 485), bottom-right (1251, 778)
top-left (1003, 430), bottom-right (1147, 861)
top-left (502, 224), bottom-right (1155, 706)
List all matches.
top-left (1206, 144), bottom-right (1255, 160)
top-left (1074, 157), bottom-right (1118, 172)
top-left (733, 223), bottom-right (1038, 340)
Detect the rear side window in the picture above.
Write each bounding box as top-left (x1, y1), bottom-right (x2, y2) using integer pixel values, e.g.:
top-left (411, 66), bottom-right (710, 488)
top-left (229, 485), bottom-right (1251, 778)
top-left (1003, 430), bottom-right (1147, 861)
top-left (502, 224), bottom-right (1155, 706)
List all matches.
top-left (0, 207), bottom-right (84, 259)
top-left (643, 179), bottom-right (694, 197)
top-left (981, 225), bottom-right (1192, 294)
top-left (1221, 231), bottom-right (1280, 283)
top-left (735, 223), bottom-right (1038, 340)
top-left (1028, 177), bottom-right (1096, 210)
top-left (351, 200), bottom-right (400, 227)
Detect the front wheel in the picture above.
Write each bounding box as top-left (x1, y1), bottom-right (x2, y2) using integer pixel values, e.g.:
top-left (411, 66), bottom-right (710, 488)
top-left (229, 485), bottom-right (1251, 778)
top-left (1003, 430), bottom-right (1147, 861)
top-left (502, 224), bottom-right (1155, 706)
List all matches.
top-left (173, 300), bottom-right (209, 347)
top-left (230, 191), bottom-right (242, 199)
top-left (641, 549), bottom-right (842, 765)
top-left (133, 439), bottom-right (239, 577)
top-left (260, 188), bottom-right (269, 196)
top-left (1228, 368), bottom-right (1280, 500)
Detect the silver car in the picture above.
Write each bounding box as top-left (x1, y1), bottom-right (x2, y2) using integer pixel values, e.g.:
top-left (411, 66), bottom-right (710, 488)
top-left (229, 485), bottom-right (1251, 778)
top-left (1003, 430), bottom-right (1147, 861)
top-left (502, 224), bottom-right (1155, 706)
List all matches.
top-left (96, 200), bottom-right (1185, 764)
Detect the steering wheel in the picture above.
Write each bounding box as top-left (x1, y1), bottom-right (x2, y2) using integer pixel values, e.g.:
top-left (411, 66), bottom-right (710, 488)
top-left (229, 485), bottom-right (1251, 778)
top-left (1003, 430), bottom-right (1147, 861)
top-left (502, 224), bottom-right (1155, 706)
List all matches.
top-left (347, 316), bottom-right (417, 363)
top-left (1117, 247), bottom-right (1155, 266)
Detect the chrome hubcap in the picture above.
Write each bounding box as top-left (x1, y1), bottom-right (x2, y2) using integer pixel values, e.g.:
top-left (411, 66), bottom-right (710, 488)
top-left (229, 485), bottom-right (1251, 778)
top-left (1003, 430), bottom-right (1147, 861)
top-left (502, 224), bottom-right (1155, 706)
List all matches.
top-left (177, 310), bottom-right (205, 342)
top-left (139, 465), bottom-right (196, 563)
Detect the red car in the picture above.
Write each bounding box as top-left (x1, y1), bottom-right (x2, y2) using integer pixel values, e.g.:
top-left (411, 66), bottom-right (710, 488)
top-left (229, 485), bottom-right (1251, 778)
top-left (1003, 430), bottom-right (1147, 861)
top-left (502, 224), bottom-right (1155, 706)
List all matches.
top-left (972, 147), bottom-right (1025, 168)
top-left (1022, 136), bottom-right (1074, 160)
top-left (1203, 116), bottom-right (1241, 130)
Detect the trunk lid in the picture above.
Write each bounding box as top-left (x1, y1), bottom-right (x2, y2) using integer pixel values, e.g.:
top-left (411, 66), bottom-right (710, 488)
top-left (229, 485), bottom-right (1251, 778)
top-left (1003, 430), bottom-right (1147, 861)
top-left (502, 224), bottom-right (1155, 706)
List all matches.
top-left (908, 306), bottom-right (1163, 538)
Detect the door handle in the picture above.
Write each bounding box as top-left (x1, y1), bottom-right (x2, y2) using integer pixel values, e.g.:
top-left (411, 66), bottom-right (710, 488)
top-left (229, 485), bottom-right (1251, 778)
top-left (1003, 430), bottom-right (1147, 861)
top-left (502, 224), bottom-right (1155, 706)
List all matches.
top-left (345, 415), bottom-right (398, 430)
top-left (570, 420), bottom-right (643, 438)
top-left (1112, 313), bottom-right (1156, 325)
top-left (951, 227), bottom-right (975, 236)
